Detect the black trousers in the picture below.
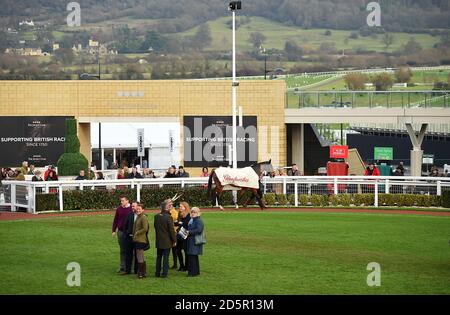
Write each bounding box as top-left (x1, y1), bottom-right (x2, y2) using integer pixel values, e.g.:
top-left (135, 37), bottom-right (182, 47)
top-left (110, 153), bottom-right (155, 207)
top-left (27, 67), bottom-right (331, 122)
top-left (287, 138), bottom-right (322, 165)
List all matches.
top-left (124, 237), bottom-right (138, 273)
top-left (176, 239), bottom-right (188, 269)
top-left (187, 255), bottom-right (200, 276)
top-left (155, 248), bottom-right (170, 277)
top-left (171, 246), bottom-right (178, 266)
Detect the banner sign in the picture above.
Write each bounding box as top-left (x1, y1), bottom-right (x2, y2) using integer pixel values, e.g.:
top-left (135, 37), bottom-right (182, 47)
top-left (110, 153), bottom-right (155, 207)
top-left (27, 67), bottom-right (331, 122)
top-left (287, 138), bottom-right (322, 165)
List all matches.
top-left (183, 116), bottom-right (257, 168)
top-left (330, 145), bottom-right (348, 159)
top-left (374, 147), bottom-right (393, 160)
top-left (0, 116), bottom-right (71, 167)
top-left (422, 154), bottom-right (434, 164)
top-left (137, 128), bottom-right (145, 157)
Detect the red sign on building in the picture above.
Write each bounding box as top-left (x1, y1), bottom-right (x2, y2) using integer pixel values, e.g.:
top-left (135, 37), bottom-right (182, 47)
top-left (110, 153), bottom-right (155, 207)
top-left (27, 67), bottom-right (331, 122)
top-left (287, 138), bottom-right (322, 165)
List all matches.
top-left (330, 145), bottom-right (349, 159)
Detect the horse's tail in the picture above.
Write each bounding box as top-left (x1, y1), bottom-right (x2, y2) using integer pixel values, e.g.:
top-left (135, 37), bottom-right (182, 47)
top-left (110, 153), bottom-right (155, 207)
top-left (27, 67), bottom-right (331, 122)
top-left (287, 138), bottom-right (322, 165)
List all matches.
top-left (207, 171), bottom-right (214, 196)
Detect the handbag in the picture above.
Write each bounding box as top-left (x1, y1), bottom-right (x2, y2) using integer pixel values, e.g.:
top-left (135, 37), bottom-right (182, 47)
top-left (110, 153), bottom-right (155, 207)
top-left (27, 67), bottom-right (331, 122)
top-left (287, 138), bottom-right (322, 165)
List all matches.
top-left (194, 228), bottom-right (207, 245)
top-left (143, 232), bottom-right (150, 251)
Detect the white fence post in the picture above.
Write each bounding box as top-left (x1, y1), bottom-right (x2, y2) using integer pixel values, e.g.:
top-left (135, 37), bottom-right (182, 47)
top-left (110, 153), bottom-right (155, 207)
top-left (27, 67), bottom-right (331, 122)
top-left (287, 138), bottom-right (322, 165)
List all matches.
top-left (437, 181), bottom-right (441, 196)
top-left (45, 183), bottom-right (49, 194)
top-left (283, 178), bottom-right (287, 195)
top-left (137, 184), bottom-right (141, 203)
top-left (181, 179), bottom-right (185, 188)
top-left (333, 178), bottom-right (338, 195)
top-left (27, 184), bottom-right (33, 213)
top-left (11, 183), bottom-right (16, 212)
top-left (385, 179), bottom-right (389, 194)
top-left (374, 180), bottom-right (379, 207)
top-left (59, 184), bottom-right (63, 212)
top-left (294, 182), bottom-right (298, 206)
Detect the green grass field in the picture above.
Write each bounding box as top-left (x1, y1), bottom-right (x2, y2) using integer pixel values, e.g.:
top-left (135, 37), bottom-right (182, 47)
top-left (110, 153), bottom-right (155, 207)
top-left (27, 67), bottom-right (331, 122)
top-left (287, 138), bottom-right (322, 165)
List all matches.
top-left (179, 16), bottom-right (440, 53)
top-left (1, 211), bottom-right (449, 295)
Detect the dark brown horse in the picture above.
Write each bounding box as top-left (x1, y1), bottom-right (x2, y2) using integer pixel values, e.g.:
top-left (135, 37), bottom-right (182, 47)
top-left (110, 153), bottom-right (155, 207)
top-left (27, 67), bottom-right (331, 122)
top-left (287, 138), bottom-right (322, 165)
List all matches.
top-left (207, 160), bottom-right (274, 210)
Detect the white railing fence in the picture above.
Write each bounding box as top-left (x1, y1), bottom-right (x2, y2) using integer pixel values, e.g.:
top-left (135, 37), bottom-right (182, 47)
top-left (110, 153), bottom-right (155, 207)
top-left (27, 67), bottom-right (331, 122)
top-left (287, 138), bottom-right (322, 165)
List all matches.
top-left (0, 176), bottom-right (449, 214)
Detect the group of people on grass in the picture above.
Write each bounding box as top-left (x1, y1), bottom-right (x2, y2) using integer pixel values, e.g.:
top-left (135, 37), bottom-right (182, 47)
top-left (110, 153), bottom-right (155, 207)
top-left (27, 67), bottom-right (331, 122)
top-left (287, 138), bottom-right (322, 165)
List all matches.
top-left (112, 196), bottom-right (205, 279)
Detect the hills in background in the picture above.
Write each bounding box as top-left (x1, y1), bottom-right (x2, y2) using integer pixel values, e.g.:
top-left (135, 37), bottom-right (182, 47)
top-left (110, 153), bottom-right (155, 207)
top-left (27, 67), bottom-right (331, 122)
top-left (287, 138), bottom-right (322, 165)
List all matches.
top-left (0, 0), bottom-right (450, 80)
top-left (1, 0), bottom-right (450, 32)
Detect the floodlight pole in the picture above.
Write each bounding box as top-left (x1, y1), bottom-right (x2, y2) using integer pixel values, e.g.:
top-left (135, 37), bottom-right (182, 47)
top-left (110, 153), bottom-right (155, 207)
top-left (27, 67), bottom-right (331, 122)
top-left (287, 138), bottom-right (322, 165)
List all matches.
top-left (232, 9), bottom-right (237, 170)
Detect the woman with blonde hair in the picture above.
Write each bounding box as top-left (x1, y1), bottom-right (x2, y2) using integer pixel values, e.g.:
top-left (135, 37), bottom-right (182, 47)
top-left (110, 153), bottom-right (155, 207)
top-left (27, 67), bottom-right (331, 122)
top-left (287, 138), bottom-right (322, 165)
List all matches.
top-left (175, 201), bottom-right (191, 272)
top-left (186, 207), bottom-right (205, 277)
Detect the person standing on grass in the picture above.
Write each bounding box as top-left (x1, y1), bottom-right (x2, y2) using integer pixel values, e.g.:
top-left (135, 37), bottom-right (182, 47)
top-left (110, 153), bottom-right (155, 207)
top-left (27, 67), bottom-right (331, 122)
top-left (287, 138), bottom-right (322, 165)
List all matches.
top-left (122, 201), bottom-right (139, 275)
top-left (112, 196), bottom-right (132, 274)
top-left (176, 202), bottom-right (191, 272)
top-left (154, 199), bottom-right (177, 278)
top-left (169, 199), bottom-right (180, 270)
top-left (186, 207), bottom-right (205, 277)
top-left (133, 203), bottom-right (150, 279)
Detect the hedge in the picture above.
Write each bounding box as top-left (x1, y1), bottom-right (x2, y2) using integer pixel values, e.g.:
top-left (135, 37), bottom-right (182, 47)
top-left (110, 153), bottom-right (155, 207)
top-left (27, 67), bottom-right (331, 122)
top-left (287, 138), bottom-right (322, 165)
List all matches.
top-left (57, 118), bottom-right (89, 176)
top-left (36, 186), bottom-right (252, 211)
top-left (36, 188), bottom-right (446, 212)
top-left (263, 193), bottom-right (442, 208)
top-left (442, 191), bottom-right (450, 208)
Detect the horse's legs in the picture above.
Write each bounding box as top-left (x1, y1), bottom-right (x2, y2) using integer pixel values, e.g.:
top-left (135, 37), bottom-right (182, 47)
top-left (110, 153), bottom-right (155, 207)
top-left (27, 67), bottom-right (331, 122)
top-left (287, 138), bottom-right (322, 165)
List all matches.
top-left (217, 191), bottom-right (224, 210)
top-left (243, 190), bottom-right (256, 208)
top-left (255, 188), bottom-right (267, 210)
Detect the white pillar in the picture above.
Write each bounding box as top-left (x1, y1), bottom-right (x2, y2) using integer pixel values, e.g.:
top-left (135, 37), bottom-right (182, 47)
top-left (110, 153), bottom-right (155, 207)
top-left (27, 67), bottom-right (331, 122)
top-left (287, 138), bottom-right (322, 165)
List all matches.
top-left (291, 124), bottom-right (305, 174)
top-left (101, 148), bottom-right (105, 170)
top-left (406, 123), bottom-right (428, 177)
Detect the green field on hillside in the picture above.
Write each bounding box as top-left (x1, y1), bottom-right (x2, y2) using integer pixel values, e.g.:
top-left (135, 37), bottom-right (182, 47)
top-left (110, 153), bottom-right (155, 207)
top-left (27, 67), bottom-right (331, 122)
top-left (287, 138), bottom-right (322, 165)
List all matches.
top-left (0, 211), bottom-right (449, 294)
top-left (180, 16), bottom-right (440, 53)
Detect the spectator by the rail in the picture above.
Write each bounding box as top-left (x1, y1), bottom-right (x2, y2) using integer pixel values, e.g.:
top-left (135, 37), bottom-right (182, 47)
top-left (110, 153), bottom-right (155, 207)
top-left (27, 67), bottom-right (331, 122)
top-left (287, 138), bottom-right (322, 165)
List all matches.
top-left (176, 202), bottom-right (191, 272)
top-left (116, 169), bottom-right (126, 190)
top-left (278, 168), bottom-right (287, 176)
top-left (14, 169), bottom-right (25, 181)
top-left (186, 207), bottom-right (205, 277)
top-left (32, 170), bottom-right (43, 182)
top-left (445, 169), bottom-right (449, 177)
top-left (123, 166), bottom-right (130, 178)
top-left (429, 168), bottom-right (440, 177)
top-left (31, 170), bottom-right (44, 193)
top-left (154, 199), bottom-right (177, 278)
top-left (200, 167), bottom-right (209, 188)
top-left (164, 166), bottom-right (177, 178)
top-left (396, 162), bottom-right (405, 175)
top-left (123, 201), bottom-right (139, 275)
top-left (200, 167), bottom-right (209, 178)
top-left (133, 203), bottom-right (150, 279)
top-left (103, 158), bottom-right (109, 170)
top-left (128, 167), bottom-right (143, 179)
top-left (75, 170), bottom-right (86, 180)
top-left (364, 163), bottom-right (381, 176)
top-left (44, 166), bottom-right (58, 181)
top-left (393, 166), bottom-right (404, 176)
top-left (96, 172), bottom-right (107, 190)
top-left (288, 164), bottom-right (300, 176)
top-left (20, 161), bottom-right (29, 177)
top-left (112, 196), bottom-right (133, 274)
top-left (28, 164), bottom-right (36, 175)
top-left (177, 166), bottom-right (190, 178)
top-left (143, 168), bottom-right (156, 179)
top-left (110, 162), bottom-right (118, 170)
top-left (117, 169), bottom-right (125, 180)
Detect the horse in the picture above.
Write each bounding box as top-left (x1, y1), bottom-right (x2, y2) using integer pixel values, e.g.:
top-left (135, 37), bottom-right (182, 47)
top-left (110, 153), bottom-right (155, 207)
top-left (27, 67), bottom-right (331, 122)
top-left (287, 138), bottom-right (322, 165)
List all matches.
top-left (207, 159), bottom-right (274, 210)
